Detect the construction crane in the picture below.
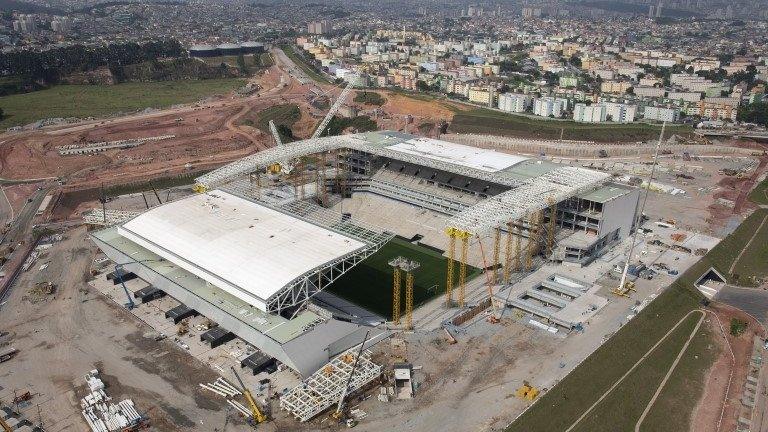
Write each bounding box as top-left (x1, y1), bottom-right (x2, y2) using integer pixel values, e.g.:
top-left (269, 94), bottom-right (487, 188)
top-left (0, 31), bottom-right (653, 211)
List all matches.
top-left (614, 122), bottom-right (666, 297)
top-left (0, 417), bottom-right (12, 432)
top-left (332, 331), bottom-right (370, 424)
top-left (229, 366), bottom-right (267, 425)
top-left (114, 258), bottom-right (166, 309)
top-left (311, 82), bottom-right (354, 139)
top-left (114, 264), bottom-right (135, 310)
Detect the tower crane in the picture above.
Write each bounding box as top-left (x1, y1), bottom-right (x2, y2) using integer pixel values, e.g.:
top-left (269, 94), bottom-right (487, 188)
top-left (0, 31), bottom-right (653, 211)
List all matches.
top-left (230, 366), bottom-right (268, 425)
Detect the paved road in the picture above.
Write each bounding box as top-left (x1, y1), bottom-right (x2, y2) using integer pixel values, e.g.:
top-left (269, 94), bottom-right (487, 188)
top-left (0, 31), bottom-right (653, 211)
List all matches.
top-left (715, 285), bottom-right (768, 326)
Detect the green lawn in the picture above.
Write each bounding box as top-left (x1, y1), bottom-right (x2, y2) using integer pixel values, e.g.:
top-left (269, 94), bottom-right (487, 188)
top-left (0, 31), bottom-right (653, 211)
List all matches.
top-left (570, 313), bottom-right (713, 432)
top-left (326, 237), bottom-right (481, 319)
top-left (450, 108), bottom-right (694, 142)
top-left (506, 280), bottom-right (707, 432)
top-left (278, 44), bottom-right (330, 84)
top-left (729, 210), bottom-right (768, 286)
top-left (0, 79), bottom-right (246, 128)
top-left (749, 177), bottom-right (768, 205)
top-left (505, 216), bottom-right (745, 432)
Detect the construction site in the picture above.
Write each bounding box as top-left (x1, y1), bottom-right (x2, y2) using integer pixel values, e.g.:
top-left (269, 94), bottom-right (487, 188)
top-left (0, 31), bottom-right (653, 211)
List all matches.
top-left (67, 75), bottom-right (718, 430)
top-left (2, 49), bottom-right (768, 432)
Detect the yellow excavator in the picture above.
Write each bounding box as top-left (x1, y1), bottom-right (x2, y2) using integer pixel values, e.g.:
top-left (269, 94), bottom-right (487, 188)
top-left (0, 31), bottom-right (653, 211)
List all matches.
top-left (230, 366), bottom-right (267, 425)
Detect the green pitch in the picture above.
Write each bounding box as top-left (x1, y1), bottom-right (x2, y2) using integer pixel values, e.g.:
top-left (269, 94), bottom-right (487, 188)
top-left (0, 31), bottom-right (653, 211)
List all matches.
top-left (326, 237), bottom-right (481, 319)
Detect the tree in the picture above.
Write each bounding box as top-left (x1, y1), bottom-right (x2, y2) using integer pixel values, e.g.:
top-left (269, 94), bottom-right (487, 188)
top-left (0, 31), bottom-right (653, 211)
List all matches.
top-left (416, 80), bottom-right (430, 92)
top-left (236, 53), bottom-right (248, 74)
top-left (738, 102), bottom-right (768, 126)
top-left (0, 108), bottom-right (4, 119)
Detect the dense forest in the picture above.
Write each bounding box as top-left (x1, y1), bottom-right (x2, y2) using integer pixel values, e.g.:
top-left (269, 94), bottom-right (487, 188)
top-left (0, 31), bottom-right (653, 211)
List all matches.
top-left (0, 40), bottom-right (185, 93)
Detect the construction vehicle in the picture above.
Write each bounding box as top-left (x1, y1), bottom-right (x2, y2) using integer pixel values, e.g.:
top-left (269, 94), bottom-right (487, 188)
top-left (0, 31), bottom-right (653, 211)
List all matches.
top-left (515, 381), bottom-right (540, 400)
top-left (229, 366), bottom-right (267, 425)
top-left (0, 346), bottom-right (17, 363)
top-left (332, 331), bottom-right (370, 423)
top-left (614, 122), bottom-right (666, 297)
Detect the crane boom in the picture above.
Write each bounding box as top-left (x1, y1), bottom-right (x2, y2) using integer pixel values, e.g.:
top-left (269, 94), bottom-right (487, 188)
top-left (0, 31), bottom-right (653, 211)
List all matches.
top-left (333, 330), bottom-right (370, 420)
top-left (617, 122), bottom-right (666, 295)
top-left (230, 366), bottom-right (267, 424)
top-left (311, 82), bottom-right (354, 139)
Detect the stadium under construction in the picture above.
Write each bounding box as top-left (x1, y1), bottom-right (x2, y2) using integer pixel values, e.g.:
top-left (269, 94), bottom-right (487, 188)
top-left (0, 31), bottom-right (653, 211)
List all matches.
top-left (89, 130), bottom-right (640, 420)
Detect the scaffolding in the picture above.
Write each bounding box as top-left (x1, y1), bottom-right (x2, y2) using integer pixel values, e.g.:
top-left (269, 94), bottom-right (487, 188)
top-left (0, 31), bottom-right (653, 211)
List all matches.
top-left (389, 258), bottom-right (403, 325)
top-left (400, 259), bottom-right (420, 330)
top-left (503, 222), bottom-right (514, 284)
top-left (279, 347), bottom-right (382, 422)
top-left (445, 230), bottom-right (456, 307)
top-left (492, 226), bottom-right (501, 285)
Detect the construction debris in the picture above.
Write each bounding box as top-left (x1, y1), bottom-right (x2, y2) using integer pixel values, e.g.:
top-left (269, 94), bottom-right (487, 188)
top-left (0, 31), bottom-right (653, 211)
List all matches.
top-left (80, 370), bottom-right (146, 432)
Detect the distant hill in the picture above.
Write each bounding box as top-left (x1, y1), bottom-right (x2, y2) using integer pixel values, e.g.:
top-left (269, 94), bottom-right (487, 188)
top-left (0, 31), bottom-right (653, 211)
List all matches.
top-left (0, 0), bottom-right (64, 14)
top-left (579, 0), bottom-right (701, 18)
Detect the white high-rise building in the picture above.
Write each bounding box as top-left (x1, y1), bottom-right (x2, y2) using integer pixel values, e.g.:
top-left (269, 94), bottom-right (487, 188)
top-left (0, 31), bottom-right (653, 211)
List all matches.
top-left (533, 97), bottom-right (568, 118)
top-left (643, 106), bottom-right (680, 123)
top-left (604, 102), bottom-right (638, 123)
top-left (12, 14), bottom-right (37, 34)
top-left (51, 16), bottom-right (73, 33)
top-left (573, 104), bottom-right (607, 123)
top-left (497, 93), bottom-right (531, 113)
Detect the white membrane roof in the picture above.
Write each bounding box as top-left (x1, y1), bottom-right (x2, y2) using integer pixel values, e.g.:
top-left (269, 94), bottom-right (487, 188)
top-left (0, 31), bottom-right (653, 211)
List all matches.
top-left (118, 190), bottom-right (366, 309)
top-left (385, 137), bottom-right (528, 173)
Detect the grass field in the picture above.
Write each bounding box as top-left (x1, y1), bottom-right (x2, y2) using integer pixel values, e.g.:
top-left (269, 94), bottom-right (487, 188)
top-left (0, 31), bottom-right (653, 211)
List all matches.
top-left (748, 177), bottom-right (768, 205)
top-left (0, 79), bottom-right (245, 128)
top-left (506, 268), bottom-right (712, 431)
top-left (503, 207), bottom-right (768, 431)
top-left (728, 209), bottom-right (768, 286)
top-left (450, 108), bottom-right (694, 142)
top-left (278, 44), bottom-right (330, 84)
top-left (326, 237), bottom-right (481, 319)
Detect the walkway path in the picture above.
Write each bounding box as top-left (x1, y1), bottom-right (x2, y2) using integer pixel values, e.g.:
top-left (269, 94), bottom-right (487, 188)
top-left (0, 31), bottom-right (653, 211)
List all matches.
top-left (564, 309), bottom-right (705, 432)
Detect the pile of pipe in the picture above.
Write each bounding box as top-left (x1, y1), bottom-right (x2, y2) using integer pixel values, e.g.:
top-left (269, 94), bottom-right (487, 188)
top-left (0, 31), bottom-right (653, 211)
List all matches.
top-left (200, 377), bottom-right (251, 417)
top-left (79, 370), bottom-right (143, 432)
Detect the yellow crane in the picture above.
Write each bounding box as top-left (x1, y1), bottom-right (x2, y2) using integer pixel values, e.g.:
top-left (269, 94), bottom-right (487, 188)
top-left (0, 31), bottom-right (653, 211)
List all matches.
top-left (229, 366), bottom-right (267, 425)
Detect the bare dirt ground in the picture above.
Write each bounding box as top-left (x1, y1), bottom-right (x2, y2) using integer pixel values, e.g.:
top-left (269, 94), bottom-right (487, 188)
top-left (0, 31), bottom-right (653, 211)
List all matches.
top-left (0, 226), bottom-right (235, 431)
top-left (0, 62), bottom-right (316, 192)
top-left (690, 304), bottom-right (764, 432)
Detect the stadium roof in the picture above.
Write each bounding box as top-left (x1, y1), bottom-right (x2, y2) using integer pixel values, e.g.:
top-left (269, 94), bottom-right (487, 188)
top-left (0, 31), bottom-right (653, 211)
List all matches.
top-left (119, 190), bottom-right (367, 311)
top-left (385, 137), bottom-right (528, 173)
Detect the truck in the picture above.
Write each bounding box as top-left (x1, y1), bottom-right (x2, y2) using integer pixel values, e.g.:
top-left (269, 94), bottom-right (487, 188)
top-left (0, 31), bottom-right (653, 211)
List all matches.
top-left (0, 346), bottom-right (17, 362)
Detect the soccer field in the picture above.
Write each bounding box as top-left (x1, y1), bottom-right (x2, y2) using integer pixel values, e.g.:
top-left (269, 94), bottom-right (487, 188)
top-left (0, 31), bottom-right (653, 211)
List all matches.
top-left (326, 237), bottom-right (481, 319)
